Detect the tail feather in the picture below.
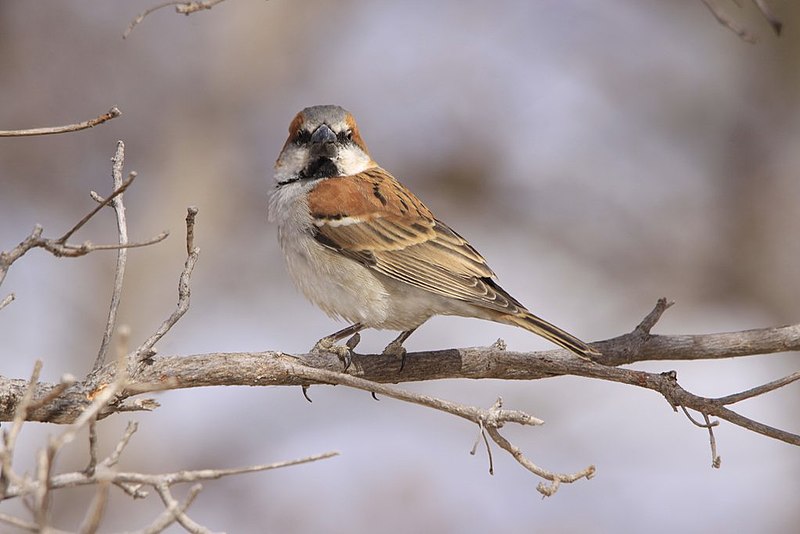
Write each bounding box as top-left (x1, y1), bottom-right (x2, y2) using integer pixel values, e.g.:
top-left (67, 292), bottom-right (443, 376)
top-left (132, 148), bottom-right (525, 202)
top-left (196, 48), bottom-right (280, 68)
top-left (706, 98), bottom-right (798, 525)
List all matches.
top-left (504, 311), bottom-right (601, 360)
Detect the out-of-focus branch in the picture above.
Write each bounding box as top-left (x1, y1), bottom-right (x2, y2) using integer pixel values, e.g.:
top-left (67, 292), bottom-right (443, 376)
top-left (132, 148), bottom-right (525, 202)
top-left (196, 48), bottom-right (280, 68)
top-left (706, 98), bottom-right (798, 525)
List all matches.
top-left (0, 173), bottom-right (168, 292)
top-left (752, 0), bottom-right (782, 34)
top-left (0, 294), bottom-right (15, 312)
top-left (124, 0), bottom-right (228, 38)
top-left (0, 367), bottom-right (338, 530)
top-left (699, 0), bottom-right (782, 43)
top-left (0, 107), bottom-right (121, 137)
top-left (3, 443), bottom-right (339, 500)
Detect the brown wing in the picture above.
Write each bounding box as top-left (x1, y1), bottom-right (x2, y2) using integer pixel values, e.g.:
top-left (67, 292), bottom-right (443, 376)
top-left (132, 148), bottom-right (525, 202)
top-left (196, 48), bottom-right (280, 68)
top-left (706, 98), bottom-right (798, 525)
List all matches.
top-left (307, 167), bottom-right (524, 314)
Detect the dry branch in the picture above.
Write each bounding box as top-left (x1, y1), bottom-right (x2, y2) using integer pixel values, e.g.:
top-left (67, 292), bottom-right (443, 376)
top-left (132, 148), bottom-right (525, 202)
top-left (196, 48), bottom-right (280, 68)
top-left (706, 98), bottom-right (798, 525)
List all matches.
top-left (93, 141), bottom-right (131, 372)
top-left (0, 173), bottom-right (168, 292)
top-left (700, 0), bottom-right (782, 42)
top-left (124, 0), bottom-right (228, 38)
top-left (2, 300), bottom-right (798, 440)
top-left (0, 108), bottom-right (121, 137)
top-left (0, 147), bottom-right (339, 528)
top-left (1, 391), bottom-right (338, 530)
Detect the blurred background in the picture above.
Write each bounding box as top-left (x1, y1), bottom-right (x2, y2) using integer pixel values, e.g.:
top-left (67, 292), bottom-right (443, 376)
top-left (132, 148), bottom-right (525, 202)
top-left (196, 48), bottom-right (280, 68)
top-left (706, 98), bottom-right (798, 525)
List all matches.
top-left (1, 0), bottom-right (799, 532)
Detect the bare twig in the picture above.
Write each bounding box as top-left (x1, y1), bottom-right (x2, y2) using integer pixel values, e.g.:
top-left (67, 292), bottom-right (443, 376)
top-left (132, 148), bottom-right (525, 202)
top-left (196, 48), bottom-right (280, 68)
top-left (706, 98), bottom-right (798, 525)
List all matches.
top-left (3, 451), bottom-right (340, 499)
top-left (85, 421), bottom-right (99, 477)
top-left (680, 405), bottom-right (718, 429)
top-left (699, 0), bottom-right (782, 42)
top-left (0, 293), bottom-right (14, 311)
top-left (141, 483), bottom-right (202, 534)
top-left (0, 360), bottom-right (43, 496)
top-left (34, 445), bottom-right (52, 529)
top-left (713, 370), bottom-right (800, 404)
top-left (680, 406), bottom-right (722, 468)
top-left (2, 399), bottom-right (337, 529)
top-left (57, 172), bottom-right (135, 244)
top-left (470, 419), bottom-right (494, 475)
top-left (154, 483), bottom-right (211, 534)
top-left (25, 374), bottom-right (75, 413)
top-left (485, 425), bottom-right (595, 498)
top-left (700, 0), bottom-right (757, 42)
top-left (283, 364), bottom-right (591, 495)
top-left (0, 107), bottom-right (121, 137)
top-left (185, 206), bottom-right (198, 254)
top-left (704, 413), bottom-right (722, 469)
top-left (288, 362), bottom-right (543, 427)
top-left (93, 141), bottom-right (131, 372)
top-left (133, 207), bottom-right (200, 365)
top-left (103, 421), bottom-right (139, 468)
top-left (124, 0), bottom-right (228, 38)
top-left (77, 481), bottom-right (109, 534)
top-left (0, 171), bottom-right (168, 291)
top-left (0, 512), bottom-right (70, 533)
top-left (753, 0), bottom-right (782, 34)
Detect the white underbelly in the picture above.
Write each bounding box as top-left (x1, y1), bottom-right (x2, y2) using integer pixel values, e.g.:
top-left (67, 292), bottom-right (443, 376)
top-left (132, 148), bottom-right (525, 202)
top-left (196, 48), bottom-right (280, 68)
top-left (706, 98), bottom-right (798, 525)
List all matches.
top-left (283, 234), bottom-right (391, 326)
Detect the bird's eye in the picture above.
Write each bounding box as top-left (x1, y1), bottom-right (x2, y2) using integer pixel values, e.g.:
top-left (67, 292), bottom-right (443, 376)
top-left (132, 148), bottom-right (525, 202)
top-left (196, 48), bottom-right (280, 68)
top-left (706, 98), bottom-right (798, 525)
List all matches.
top-left (295, 130), bottom-right (311, 144)
top-left (337, 130), bottom-right (354, 143)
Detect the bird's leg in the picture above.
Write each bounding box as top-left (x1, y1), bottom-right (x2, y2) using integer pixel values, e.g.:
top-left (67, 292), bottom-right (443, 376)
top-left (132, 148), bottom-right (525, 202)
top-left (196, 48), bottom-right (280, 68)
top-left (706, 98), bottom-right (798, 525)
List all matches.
top-left (312, 322), bottom-right (365, 371)
top-left (382, 327), bottom-right (418, 372)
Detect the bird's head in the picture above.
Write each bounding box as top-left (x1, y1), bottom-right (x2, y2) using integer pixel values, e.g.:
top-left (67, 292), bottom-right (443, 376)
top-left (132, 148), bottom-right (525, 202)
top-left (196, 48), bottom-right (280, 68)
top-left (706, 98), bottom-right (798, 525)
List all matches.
top-left (275, 105), bottom-right (375, 185)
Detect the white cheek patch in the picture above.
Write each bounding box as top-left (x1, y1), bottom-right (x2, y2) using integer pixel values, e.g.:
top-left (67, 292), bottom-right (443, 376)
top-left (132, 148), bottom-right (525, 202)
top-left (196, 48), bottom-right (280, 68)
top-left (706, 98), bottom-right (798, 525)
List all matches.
top-left (275, 147), bottom-right (309, 183)
top-left (336, 146), bottom-right (372, 176)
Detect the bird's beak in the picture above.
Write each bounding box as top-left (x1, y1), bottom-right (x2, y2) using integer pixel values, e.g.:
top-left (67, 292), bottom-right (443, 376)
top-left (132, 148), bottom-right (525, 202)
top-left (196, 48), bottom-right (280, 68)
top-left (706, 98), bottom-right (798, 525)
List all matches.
top-left (311, 124), bottom-right (336, 145)
top-left (309, 124), bottom-right (337, 159)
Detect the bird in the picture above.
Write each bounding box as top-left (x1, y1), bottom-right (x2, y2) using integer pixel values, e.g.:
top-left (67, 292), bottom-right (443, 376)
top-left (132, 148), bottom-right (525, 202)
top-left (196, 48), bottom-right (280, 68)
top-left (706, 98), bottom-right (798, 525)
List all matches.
top-left (268, 105), bottom-right (600, 370)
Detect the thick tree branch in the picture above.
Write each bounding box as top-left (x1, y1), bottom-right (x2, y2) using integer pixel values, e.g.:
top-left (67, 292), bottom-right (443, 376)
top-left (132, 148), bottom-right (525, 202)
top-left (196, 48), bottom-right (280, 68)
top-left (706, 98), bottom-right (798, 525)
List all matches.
top-left (2, 306), bottom-right (797, 443)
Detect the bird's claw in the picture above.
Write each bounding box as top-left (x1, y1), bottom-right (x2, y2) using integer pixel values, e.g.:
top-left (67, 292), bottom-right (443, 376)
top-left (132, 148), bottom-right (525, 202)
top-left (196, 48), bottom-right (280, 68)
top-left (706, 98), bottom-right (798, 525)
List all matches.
top-left (312, 337), bottom-right (355, 371)
top-left (382, 340), bottom-right (408, 372)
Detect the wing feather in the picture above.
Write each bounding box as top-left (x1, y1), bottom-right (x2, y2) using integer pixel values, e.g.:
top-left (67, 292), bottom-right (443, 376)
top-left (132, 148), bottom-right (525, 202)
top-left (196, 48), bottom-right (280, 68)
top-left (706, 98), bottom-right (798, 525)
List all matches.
top-left (308, 167), bottom-right (520, 314)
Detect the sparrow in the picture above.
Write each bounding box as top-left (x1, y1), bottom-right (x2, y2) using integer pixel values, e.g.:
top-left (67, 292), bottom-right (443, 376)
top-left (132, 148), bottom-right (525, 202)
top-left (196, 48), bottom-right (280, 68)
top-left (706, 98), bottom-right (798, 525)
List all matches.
top-left (269, 105), bottom-right (600, 369)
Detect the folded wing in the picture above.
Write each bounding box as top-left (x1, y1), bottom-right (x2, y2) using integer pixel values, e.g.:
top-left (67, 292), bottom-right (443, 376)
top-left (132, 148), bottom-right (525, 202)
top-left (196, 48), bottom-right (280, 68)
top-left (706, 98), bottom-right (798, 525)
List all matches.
top-left (307, 167), bottom-right (525, 315)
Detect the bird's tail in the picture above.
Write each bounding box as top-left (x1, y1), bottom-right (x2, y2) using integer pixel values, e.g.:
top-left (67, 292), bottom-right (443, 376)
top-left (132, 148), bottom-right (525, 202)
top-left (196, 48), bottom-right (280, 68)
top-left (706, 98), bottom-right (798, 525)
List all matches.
top-left (503, 311), bottom-right (601, 360)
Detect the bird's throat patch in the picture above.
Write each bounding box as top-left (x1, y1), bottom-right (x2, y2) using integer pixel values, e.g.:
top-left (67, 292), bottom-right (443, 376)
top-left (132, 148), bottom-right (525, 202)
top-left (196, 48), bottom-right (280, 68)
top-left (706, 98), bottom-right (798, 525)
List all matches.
top-left (304, 157), bottom-right (338, 179)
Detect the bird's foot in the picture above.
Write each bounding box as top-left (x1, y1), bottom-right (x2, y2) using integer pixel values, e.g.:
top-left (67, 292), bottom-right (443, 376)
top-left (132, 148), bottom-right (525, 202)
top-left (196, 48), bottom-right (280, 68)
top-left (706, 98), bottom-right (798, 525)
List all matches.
top-left (312, 333), bottom-right (361, 371)
top-left (382, 340), bottom-right (408, 372)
